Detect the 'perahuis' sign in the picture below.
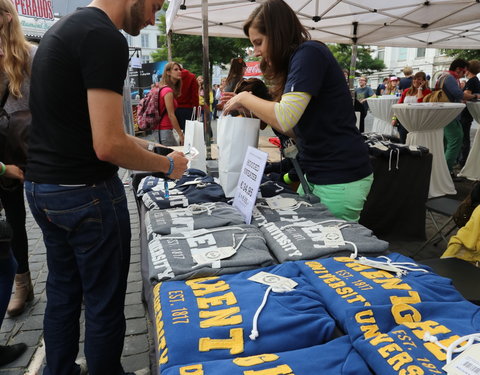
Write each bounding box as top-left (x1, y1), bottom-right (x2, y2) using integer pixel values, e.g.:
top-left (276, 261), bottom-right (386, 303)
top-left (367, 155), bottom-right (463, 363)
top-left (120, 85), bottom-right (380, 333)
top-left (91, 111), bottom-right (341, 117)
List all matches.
top-left (13, 0), bottom-right (54, 20)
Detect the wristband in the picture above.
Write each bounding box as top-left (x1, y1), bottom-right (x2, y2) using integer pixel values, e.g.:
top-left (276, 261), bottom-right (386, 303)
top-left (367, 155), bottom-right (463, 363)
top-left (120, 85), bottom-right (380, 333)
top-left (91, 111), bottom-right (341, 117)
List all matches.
top-left (283, 173), bottom-right (292, 185)
top-left (165, 156), bottom-right (174, 176)
top-left (0, 162), bottom-right (5, 176)
top-left (391, 116), bottom-right (397, 121)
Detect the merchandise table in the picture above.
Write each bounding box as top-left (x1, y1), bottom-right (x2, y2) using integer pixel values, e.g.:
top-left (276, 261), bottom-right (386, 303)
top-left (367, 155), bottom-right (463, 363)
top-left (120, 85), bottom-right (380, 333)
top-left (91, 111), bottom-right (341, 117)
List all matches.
top-left (393, 103), bottom-right (465, 198)
top-left (367, 96), bottom-right (399, 135)
top-left (459, 102), bottom-right (480, 180)
top-left (131, 166), bottom-right (480, 375)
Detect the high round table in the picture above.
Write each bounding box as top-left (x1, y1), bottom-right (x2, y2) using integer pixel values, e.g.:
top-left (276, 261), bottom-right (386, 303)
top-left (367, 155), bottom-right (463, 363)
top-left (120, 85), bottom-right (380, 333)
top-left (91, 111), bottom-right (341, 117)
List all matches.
top-left (367, 96), bottom-right (399, 135)
top-left (392, 103), bottom-right (465, 198)
top-left (458, 102), bottom-right (480, 180)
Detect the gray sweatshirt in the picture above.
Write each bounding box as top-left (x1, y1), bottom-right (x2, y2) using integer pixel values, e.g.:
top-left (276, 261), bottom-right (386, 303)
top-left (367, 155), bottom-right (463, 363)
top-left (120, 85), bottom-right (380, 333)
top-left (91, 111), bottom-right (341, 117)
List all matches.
top-left (147, 224), bottom-right (275, 282)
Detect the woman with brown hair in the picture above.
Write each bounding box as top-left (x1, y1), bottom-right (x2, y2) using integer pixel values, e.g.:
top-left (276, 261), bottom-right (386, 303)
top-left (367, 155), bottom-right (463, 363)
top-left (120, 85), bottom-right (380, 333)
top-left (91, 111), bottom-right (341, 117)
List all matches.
top-left (392, 71), bottom-right (431, 143)
top-left (223, 0), bottom-right (372, 222)
top-left (0, 0), bottom-right (36, 317)
top-left (157, 61), bottom-right (184, 146)
top-left (224, 57), bottom-right (247, 93)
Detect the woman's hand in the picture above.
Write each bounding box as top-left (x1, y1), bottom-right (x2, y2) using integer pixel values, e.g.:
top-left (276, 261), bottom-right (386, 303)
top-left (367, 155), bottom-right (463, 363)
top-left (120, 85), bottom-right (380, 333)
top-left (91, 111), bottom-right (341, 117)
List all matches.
top-left (223, 91), bottom-right (249, 115)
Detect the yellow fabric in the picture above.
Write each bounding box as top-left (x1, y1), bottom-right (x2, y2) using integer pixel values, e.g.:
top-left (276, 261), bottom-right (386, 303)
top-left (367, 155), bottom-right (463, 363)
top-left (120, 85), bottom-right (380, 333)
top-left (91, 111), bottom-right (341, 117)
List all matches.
top-left (442, 205), bottom-right (480, 263)
top-left (274, 91), bottom-right (311, 132)
top-left (199, 91), bottom-right (214, 111)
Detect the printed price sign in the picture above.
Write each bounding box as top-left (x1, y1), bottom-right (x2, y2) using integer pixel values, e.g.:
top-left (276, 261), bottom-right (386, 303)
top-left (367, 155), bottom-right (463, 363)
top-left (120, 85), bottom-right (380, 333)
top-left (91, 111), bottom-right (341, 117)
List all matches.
top-left (233, 146), bottom-right (268, 224)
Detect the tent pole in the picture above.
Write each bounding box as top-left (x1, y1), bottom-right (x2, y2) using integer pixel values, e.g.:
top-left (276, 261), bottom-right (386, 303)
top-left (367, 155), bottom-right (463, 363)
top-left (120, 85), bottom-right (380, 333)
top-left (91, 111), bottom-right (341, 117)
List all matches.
top-left (349, 22), bottom-right (358, 101)
top-left (167, 30), bottom-right (172, 62)
top-left (201, 0), bottom-right (212, 159)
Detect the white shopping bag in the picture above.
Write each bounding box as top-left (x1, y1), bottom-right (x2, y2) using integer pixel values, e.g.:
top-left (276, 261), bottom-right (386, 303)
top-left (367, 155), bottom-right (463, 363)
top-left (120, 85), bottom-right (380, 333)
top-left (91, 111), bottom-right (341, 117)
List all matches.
top-left (217, 115), bottom-right (260, 197)
top-left (184, 110), bottom-right (206, 172)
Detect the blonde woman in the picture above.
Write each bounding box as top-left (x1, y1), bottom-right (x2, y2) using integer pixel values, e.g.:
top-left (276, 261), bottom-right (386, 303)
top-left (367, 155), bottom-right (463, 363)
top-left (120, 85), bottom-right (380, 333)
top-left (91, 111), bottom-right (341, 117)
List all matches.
top-left (157, 61), bottom-right (184, 146)
top-left (0, 0), bottom-right (36, 317)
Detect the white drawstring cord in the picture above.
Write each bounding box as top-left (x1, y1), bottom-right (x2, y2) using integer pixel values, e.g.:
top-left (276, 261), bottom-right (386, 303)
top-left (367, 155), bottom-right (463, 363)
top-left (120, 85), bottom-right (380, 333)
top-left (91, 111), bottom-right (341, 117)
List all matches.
top-left (347, 241), bottom-right (359, 259)
top-left (280, 219), bottom-right (346, 230)
top-left (188, 202), bottom-right (215, 215)
top-left (388, 149), bottom-right (393, 171)
top-left (377, 256), bottom-right (430, 274)
top-left (396, 148), bottom-right (400, 170)
top-left (249, 284), bottom-right (293, 341)
top-left (423, 332), bottom-right (480, 364)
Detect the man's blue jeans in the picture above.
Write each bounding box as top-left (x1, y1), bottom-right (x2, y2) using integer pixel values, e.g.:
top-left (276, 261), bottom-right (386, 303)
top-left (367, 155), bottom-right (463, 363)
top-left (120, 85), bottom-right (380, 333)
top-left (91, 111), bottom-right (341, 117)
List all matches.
top-left (25, 176), bottom-right (131, 375)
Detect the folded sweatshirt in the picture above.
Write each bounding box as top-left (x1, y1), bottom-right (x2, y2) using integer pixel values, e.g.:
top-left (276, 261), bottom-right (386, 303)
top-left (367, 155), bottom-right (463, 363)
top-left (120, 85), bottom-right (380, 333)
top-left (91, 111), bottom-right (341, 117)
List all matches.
top-left (161, 335), bottom-right (373, 375)
top-left (251, 193), bottom-right (336, 228)
top-left (260, 219), bottom-right (389, 262)
top-left (147, 224), bottom-right (275, 283)
top-left (138, 169), bottom-right (226, 209)
top-left (145, 202), bottom-right (244, 238)
top-left (296, 253), bottom-right (467, 331)
top-left (152, 262), bottom-right (336, 372)
top-left (345, 301), bottom-right (480, 375)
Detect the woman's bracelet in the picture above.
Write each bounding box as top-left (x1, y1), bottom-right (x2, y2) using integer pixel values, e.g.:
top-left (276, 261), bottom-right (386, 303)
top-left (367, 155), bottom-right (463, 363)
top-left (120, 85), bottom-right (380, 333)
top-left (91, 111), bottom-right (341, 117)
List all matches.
top-left (0, 162), bottom-right (6, 176)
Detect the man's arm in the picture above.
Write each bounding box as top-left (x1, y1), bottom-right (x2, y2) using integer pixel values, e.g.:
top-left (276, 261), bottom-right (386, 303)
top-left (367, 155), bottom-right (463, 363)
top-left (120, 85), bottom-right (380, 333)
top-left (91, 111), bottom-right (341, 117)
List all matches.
top-left (88, 88), bottom-right (187, 179)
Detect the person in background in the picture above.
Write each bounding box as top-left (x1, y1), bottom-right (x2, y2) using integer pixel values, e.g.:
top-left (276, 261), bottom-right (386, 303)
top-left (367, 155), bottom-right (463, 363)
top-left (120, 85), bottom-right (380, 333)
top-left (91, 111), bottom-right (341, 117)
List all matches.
top-left (223, 0), bottom-right (372, 222)
top-left (224, 57), bottom-right (247, 93)
top-left (383, 76), bottom-right (400, 95)
top-left (391, 71), bottom-right (431, 143)
top-left (0, 0), bottom-right (36, 318)
top-left (354, 76), bottom-right (375, 132)
top-left (24, 0), bottom-right (188, 374)
top-left (197, 75), bottom-right (213, 124)
top-left (438, 58), bottom-right (469, 177)
top-left (0, 163), bottom-right (27, 366)
top-left (376, 77), bottom-right (388, 95)
top-left (157, 61), bottom-right (184, 146)
top-left (212, 84), bottom-right (220, 119)
top-left (398, 66), bottom-right (413, 91)
top-left (459, 59), bottom-right (480, 166)
top-left (175, 66), bottom-right (199, 131)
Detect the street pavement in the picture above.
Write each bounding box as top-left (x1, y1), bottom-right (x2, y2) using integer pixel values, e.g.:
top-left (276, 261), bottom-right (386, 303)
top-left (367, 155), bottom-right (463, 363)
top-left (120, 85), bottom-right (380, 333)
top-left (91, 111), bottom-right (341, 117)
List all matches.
top-left (0, 112), bottom-right (478, 374)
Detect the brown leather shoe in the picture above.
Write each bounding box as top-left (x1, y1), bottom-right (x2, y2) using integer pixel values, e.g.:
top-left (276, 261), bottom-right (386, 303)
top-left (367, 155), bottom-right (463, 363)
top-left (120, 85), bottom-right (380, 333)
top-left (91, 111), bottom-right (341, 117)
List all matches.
top-left (7, 272), bottom-right (33, 317)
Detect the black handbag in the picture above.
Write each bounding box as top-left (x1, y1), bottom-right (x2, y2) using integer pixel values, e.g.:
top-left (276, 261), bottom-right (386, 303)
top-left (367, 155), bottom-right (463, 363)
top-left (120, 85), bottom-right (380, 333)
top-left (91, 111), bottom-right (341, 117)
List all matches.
top-left (0, 84), bottom-right (31, 190)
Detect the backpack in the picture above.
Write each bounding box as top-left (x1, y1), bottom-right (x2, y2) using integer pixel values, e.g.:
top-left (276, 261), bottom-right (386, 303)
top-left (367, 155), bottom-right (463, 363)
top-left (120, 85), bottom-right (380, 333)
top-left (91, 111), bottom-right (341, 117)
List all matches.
top-left (137, 86), bottom-right (168, 131)
top-left (423, 74), bottom-right (450, 103)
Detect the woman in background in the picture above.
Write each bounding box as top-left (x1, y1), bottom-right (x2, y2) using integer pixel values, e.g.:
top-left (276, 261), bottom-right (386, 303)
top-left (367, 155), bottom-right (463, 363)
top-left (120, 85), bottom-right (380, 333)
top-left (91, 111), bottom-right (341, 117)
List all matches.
top-left (224, 57), bottom-right (247, 93)
top-left (157, 61), bottom-right (184, 146)
top-left (0, 0), bottom-right (36, 317)
top-left (392, 71), bottom-right (431, 143)
top-left (223, 0), bottom-right (372, 221)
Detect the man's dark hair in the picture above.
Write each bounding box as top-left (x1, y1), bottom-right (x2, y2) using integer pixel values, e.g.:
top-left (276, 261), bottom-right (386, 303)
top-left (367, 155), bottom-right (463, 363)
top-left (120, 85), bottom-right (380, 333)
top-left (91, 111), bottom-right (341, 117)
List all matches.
top-left (449, 58), bottom-right (469, 71)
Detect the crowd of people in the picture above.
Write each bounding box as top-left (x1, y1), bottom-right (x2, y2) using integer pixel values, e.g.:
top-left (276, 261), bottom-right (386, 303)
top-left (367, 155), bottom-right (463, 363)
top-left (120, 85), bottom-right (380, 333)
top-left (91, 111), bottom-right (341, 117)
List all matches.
top-left (1, 0), bottom-right (480, 373)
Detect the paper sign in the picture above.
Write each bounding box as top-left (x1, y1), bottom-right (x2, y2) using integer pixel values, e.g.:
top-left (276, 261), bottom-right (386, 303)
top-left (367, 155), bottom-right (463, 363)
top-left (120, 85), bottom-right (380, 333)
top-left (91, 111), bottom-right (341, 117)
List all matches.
top-left (443, 344), bottom-right (480, 375)
top-left (248, 272), bottom-right (298, 290)
top-left (233, 146), bottom-right (268, 224)
top-left (191, 246), bottom-right (236, 266)
top-left (265, 196), bottom-right (299, 210)
top-left (321, 227), bottom-right (346, 247)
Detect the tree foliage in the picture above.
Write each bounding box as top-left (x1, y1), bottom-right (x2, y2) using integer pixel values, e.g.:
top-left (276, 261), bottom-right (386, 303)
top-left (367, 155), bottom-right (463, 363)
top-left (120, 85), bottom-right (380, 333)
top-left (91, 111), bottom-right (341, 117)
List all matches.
top-left (443, 49), bottom-right (480, 61)
top-left (328, 44), bottom-right (385, 75)
top-left (152, 9), bottom-right (250, 77)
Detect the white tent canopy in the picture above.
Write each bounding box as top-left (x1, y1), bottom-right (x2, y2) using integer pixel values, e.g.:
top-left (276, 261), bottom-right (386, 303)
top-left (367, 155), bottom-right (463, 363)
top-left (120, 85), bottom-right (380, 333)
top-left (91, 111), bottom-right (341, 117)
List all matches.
top-left (166, 0), bottom-right (480, 47)
top-left (376, 21), bottom-right (480, 49)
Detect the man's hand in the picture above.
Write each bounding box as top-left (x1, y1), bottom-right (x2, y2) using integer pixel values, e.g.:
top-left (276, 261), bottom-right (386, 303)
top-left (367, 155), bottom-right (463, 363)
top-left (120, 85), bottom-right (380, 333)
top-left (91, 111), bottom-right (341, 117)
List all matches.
top-left (4, 165), bottom-right (24, 182)
top-left (166, 151), bottom-right (188, 179)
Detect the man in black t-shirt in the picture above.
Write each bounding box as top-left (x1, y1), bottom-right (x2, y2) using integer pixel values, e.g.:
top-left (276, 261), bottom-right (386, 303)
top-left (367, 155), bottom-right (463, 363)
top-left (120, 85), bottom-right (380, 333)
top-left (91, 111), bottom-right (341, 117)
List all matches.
top-left (24, 1), bottom-right (188, 374)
